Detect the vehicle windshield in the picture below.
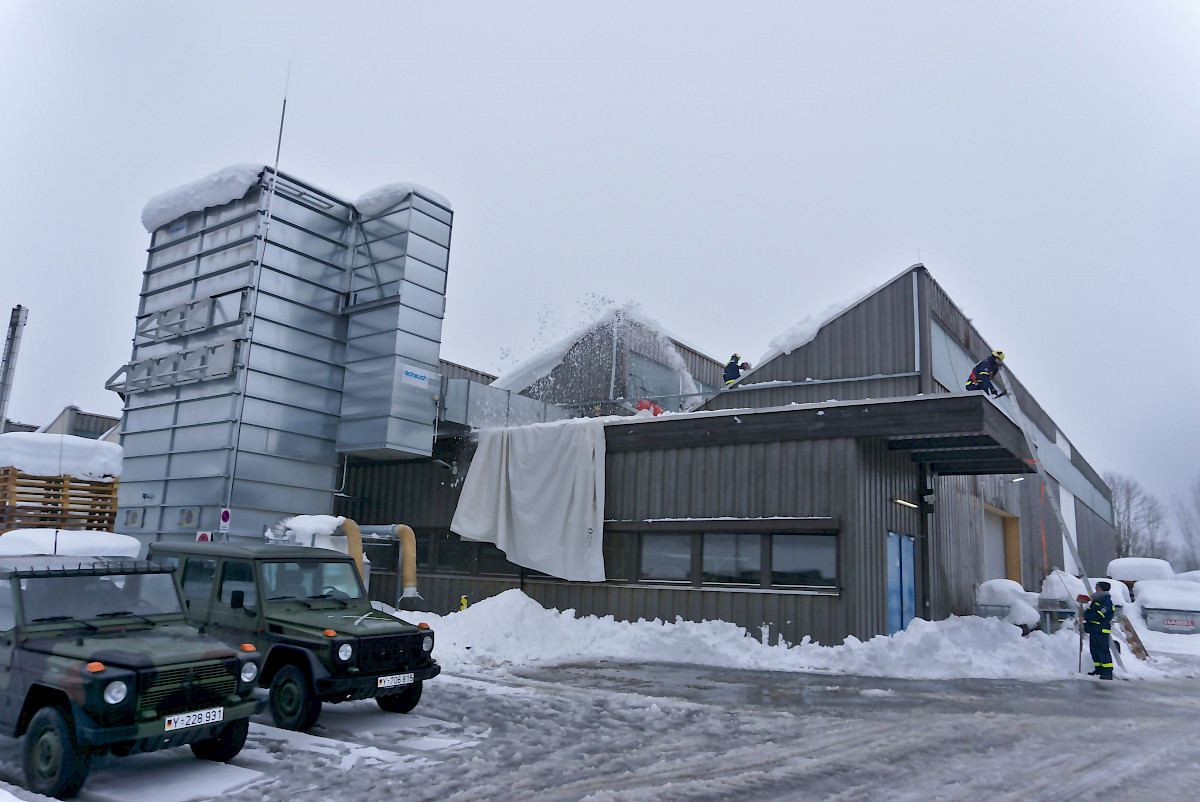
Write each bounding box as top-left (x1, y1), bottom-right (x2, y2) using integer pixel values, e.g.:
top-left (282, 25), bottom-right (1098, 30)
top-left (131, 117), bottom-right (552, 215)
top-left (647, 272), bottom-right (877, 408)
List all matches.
top-left (19, 573), bottom-right (184, 623)
top-left (260, 560), bottom-right (365, 603)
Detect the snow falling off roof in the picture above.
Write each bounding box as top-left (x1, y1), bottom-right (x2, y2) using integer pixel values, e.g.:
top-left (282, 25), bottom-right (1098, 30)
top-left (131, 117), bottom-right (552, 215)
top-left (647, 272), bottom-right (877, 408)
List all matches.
top-left (757, 281), bottom-right (880, 367)
top-left (140, 163), bottom-right (264, 233)
top-left (355, 183), bottom-right (452, 216)
top-left (0, 432), bottom-right (122, 479)
top-left (491, 302), bottom-right (698, 396)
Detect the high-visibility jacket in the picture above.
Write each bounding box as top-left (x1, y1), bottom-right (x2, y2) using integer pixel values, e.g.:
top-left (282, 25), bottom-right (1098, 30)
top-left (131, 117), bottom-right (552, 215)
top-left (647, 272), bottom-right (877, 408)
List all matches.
top-left (1084, 591), bottom-right (1114, 634)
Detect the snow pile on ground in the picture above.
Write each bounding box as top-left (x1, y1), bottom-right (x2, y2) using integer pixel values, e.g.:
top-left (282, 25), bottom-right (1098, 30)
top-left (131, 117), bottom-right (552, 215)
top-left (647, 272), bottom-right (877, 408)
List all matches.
top-left (0, 529), bottom-right (141, 557)
top-left (0, 432), bottom-right (122, 479)
top-left (1108, 557), bottom-right (1175, 582)
top-left (977, 578), bottom-right (1039, 626)
top-left (141, 163), bottom-right (263, 232)
top-left (397, 589), bottom-right (1193, 682)
top-left (356, 183), bottom-right (452, 215)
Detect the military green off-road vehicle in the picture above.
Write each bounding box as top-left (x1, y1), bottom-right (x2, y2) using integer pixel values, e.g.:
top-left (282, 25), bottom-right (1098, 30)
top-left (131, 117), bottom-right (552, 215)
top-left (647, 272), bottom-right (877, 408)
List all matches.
top-left (147, 542), bottom-right (440, 732)
top-left (0, 556), bottom-right (263, 799)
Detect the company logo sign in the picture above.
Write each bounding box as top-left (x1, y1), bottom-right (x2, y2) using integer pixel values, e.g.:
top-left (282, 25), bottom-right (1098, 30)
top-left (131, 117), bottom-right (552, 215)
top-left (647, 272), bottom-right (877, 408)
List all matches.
top-left (401, 365), bottom-right (432, 389)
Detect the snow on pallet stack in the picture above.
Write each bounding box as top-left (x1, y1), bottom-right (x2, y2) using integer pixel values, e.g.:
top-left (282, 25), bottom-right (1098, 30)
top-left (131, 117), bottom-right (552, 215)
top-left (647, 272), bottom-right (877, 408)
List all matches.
top-left (0, 432), bottom-right (122, 533)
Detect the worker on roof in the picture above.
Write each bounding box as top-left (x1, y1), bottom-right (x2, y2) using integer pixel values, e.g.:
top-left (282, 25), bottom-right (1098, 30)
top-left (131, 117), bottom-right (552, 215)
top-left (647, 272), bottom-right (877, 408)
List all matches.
top-left (1083, 580), bottom-right (1115, 680)
top-left (723, 354), bottom-right (750, 386)
top-left (965, 350), bottom-right (1005, 396)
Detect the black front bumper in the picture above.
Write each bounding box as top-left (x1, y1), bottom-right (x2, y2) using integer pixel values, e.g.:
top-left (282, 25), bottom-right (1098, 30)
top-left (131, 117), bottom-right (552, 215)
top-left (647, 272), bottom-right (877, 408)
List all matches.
top-left (74, 697), bottom-right (263, 752)
top-left (315, 662), bottom-right (441, 702)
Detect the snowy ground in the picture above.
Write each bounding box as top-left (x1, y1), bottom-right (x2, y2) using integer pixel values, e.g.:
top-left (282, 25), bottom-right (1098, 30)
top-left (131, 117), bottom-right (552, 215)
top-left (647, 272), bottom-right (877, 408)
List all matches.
top-left (2, 591), bottom-right (1200, 801)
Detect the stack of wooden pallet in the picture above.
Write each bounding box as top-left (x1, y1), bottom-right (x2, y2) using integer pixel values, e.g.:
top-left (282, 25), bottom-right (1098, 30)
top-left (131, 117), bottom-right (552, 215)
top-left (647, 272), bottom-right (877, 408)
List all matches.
top-left (0, 468), bottom-right (118, 532)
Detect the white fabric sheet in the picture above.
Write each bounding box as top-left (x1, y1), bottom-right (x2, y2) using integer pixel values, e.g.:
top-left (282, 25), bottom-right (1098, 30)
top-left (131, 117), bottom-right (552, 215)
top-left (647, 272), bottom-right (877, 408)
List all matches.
top-left (451, 419), bottom-right (605, 582)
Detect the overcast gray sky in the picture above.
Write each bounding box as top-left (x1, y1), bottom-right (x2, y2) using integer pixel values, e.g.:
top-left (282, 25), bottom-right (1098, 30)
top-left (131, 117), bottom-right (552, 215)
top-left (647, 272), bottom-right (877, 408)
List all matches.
top-left (2, 2), bottom-right (1197, 506)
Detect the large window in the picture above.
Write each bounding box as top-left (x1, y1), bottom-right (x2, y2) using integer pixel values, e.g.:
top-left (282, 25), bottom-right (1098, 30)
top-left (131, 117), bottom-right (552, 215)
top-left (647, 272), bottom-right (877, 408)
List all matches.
top-left (702, 534), bottom-right (762, 585)
top-left (772, 535), bottom-right (837, 587)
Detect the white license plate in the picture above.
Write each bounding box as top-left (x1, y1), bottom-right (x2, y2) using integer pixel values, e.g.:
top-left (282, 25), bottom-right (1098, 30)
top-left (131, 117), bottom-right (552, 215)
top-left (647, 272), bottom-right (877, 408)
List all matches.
top-left (164, 706), bottom-right (224, 732)
top-left (377, 672), bottom-right (415, 688)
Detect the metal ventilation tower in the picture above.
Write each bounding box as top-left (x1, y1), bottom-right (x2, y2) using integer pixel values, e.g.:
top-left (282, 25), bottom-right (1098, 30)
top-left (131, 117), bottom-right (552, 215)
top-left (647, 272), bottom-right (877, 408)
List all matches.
top-left (107, 169), bottom-right (452, 542)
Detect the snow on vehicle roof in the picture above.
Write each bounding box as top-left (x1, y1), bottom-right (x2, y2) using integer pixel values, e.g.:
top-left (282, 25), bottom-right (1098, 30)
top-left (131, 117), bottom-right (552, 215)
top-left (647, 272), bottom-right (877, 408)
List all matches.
top-left (1107, 557), bottom-right (1175, 581)
top-left (1131, 580), bottom-right (1200, 613)
top-left (141, 163), bottom-right (264, 233)
top-left (0, 432), bottom-right (122, 479)
top-left (355, 183), bottom-right (452, 215)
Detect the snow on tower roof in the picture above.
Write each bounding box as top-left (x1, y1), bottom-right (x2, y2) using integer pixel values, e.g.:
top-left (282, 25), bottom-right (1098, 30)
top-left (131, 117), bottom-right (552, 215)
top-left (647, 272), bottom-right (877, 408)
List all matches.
top-left (140, 163), bottom-right (265, 233)
top-left (356, 183), bottom-right (452, 216)
top-left (0, 432), bottom-right (122, 479)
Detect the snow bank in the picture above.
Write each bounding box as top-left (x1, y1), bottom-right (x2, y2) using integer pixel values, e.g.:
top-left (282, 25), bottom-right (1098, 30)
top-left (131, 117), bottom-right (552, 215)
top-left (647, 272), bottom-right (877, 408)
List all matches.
top-left (977, 579), bottom-right (1039, 627)
top-left (0, 432), bottom-right (122, 479)
top-left (356, 183), bottom-right (452, 215)
top-left (1132, 580), bottom-right (1200, 612)
top-left (1175, 570), bottom-right (1200, 584)
top-left (1108, 557), bottom-right (1174, 582)
top-left (0, 529), bottom-right (141, 558)
top-left (141, 164), bottom-right (263, 232)
top-left (398, 589), bottom-right (1188, 682)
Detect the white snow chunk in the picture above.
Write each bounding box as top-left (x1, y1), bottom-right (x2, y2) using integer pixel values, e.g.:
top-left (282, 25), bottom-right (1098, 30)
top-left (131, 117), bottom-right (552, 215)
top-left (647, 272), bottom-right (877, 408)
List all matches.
top-left (0, 529), bottom-right (142, 558)
top-left (1040, 571), bottom-right (1130, 605)
top-left (1176, 570), bottom-right (1200, 585)
top-left (141, 163), bottom-right (264, 232)
top-left (977, 579), bottom-right (1040, 627)
top-left (1108, 557), bottom-right (1175, 582)
top-left (1131, 580), bottom-right (1200, 612)
top-left (356, 182), bottom-right (452, 216)
top-left (272, 514), bottom-right (347, 551)
top-left (0, 432), bottom-right (122, 479)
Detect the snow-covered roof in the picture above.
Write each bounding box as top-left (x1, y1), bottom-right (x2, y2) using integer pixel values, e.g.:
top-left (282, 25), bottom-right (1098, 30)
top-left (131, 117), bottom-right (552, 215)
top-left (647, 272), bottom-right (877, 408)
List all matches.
top-left (0, 432), bottom-right (122, 479)
top-left (141, 163), bottom-right (264, 233)
top-left (1108, 557), bottom-right (1175, 582)
top-left (0, 529), bottom-right (141, 558)
top-left (491, 303), bottom-right (698, 398)
top-left (356, 183), bottom-right (452, 215)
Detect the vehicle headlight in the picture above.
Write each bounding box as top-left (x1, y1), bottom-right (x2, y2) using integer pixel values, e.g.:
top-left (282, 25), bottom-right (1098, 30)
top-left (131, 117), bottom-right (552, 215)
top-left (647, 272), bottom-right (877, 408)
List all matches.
top-left (421, 635), bottom-right (434, 652)
top-left (337, 643), bottom-right (354, 662)
top-left (240, 661), bottom-right (259, 683)
top-left (103, 681), bottom-right (128, 705)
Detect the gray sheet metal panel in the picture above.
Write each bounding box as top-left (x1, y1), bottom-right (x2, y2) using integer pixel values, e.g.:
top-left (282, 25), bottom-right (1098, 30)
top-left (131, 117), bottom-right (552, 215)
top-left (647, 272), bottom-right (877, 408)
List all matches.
top-left (1074, 495), bottom-right (1117, 576)
top-left (749, 273), bottom-right (917, 386)
top-left (1016, 472), bottom-right (1064, 586)
top-left (705, 376), bottom-right (921, 410)
top-left (336, 460), bottom-right (462, 529)
top-left (931, 474), bottom-right (987, 617)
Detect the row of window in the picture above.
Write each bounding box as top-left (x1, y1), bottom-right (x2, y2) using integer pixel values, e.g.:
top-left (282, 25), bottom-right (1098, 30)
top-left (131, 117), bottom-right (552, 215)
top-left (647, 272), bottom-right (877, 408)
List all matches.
top-left (370, 529), bottom-right (838, 590)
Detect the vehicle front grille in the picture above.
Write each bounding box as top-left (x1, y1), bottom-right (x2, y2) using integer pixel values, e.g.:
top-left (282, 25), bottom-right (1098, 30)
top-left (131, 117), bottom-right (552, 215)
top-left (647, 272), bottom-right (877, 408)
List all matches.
top-left (357, 633), bottom-right (425, 673)
top-left (136, 659), bottom-right (238, 716)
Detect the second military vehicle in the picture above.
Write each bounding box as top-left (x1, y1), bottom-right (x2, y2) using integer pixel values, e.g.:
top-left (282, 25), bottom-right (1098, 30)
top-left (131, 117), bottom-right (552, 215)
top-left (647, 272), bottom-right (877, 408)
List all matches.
top-left (147, 542), bottom-right (440, 731)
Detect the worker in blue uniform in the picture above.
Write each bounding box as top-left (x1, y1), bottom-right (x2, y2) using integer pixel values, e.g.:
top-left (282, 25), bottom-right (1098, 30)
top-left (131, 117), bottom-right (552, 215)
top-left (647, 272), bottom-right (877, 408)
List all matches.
top-left (965, 350), bottom-right (1005, 396)
top-left (1084, 580), bottom-right (1115, 680)
top-left (724, 354), bottom-right (745, 386)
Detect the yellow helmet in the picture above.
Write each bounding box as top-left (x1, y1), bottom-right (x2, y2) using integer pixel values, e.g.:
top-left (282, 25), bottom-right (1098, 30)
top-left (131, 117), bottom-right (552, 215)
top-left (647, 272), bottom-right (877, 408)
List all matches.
top-left (991, 350), bottom-right (1005, 361)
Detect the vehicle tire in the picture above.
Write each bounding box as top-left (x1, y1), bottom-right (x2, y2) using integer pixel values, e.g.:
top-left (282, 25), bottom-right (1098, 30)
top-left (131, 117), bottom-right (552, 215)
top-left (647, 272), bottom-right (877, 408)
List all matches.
top-left (376, 680), bottom-right (422, 714)
top-left (190, 717), bottom-right (249, 762)
top-left (269, 664), bottom-right (321, 731)
top-left (24, 706), bottom-right (90, 799)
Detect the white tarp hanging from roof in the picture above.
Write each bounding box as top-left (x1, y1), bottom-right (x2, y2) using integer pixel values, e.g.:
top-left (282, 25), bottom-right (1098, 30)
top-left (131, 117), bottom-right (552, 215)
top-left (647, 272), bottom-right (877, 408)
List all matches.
top-left (451, 418), bottom-right (606, 582)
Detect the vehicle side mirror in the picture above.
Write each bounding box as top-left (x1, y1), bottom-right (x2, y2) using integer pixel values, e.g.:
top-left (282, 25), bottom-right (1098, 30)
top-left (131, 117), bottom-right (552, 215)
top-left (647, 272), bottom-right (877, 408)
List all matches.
top-left (230, 590), bottom-right (244, 609)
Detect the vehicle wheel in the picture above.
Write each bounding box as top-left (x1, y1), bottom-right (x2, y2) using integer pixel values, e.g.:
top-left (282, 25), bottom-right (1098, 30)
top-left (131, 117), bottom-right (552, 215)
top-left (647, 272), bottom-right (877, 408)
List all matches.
top-left (269, 664), bottom-right (321, 731)
top-left (24, 706), bottom-right (90, 799)
top-left (190, 717), bottom-right (249, 762)
top-left (376, 680), bottom-right (422, 713)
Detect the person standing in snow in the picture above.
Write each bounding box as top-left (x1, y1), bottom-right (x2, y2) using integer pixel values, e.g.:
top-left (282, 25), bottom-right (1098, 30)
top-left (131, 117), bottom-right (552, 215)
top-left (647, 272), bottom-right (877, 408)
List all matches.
top-left (723, 354), bottom-right (749, 386)
top-left (965, 350), bottom-right (1005, 396)
top-left (1083, 581), bottom-right (1115, 680)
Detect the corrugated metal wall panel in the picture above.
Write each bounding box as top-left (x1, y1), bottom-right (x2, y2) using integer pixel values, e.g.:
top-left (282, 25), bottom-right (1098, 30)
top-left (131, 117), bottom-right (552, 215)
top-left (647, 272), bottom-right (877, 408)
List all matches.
top-left (705, 376), bottom-right (921, 410)
top-left (1074, 495), bottom-right (1116, 576)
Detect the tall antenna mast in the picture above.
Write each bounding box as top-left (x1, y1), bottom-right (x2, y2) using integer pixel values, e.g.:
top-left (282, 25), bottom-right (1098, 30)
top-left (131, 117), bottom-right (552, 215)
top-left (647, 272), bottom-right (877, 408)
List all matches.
top-left (0, 305), bottom-right (29, 429)
top-left (224, 65), bottom-right (291, 511)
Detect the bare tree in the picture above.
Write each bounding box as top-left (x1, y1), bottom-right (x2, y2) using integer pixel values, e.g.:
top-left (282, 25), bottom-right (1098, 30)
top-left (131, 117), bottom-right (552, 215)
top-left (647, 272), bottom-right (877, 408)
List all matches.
top-left (1173, 474), bottom-right (1200, 572)
top-left (1104, 472), bottom-right (1169, 560)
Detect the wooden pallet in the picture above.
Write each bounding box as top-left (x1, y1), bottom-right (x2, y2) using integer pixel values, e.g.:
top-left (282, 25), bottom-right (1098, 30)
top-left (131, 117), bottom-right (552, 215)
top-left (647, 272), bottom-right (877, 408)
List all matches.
top-left (1118, 617), bottom-right (1150, 661)
top-left (0, 468), bottom-right (118, 532)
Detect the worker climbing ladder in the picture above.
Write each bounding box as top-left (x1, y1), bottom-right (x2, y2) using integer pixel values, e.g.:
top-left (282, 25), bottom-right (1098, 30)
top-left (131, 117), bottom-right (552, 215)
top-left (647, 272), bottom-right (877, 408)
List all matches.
top-left (996, 385), bottom-right (1140, 669)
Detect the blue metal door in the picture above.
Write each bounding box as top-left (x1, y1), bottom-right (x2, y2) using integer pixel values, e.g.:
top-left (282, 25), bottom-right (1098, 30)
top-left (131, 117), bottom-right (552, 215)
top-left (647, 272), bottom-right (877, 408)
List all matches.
top-left (887, 532), bottom-right (916, 634)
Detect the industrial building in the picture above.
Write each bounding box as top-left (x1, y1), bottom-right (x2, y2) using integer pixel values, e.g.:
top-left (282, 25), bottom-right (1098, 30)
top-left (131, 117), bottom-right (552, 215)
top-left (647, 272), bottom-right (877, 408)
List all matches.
top-left (109, 168), bottom-right (1113, 646)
